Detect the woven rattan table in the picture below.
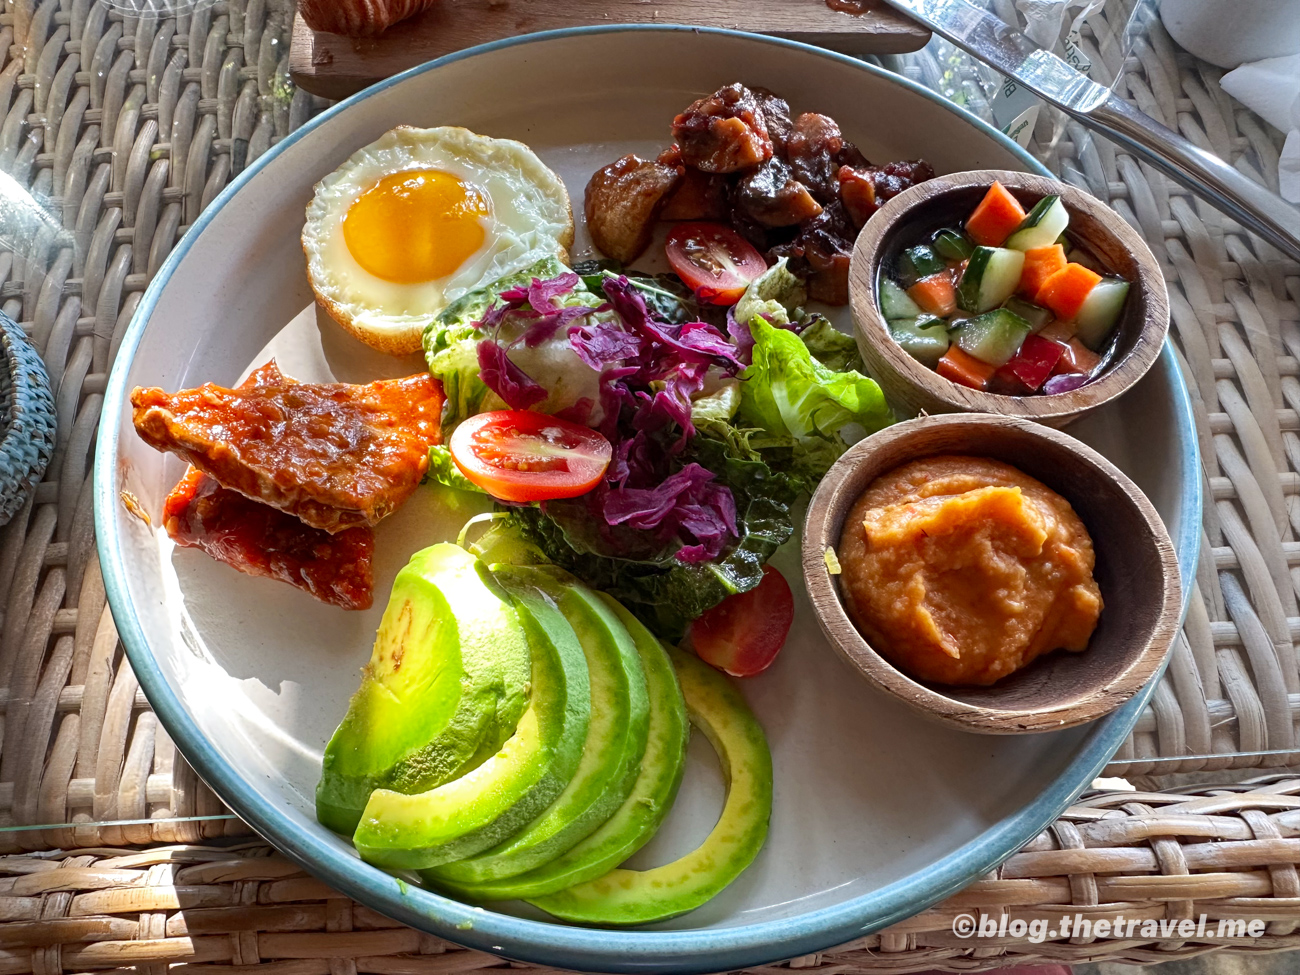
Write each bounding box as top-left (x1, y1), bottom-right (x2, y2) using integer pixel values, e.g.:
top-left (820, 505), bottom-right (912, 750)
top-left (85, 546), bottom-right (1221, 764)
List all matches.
top-left (3, 0), bottom-right (1300, 970)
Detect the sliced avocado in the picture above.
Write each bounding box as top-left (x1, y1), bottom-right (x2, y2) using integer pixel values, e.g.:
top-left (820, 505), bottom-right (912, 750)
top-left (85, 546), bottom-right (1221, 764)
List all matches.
top-left (528, 647), bottom-right (771, 925)
top-left (352, 564), bottom-right (590, 870)
top-left (439, 595), bottom-right (688, 902)
top-left (426, 571), bottom-right (653, 887)
top-left (316, 543), bottom-right (532, 835)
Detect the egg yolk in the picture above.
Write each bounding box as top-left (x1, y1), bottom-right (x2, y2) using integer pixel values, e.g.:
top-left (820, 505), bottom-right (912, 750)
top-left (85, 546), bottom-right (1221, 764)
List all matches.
top-left (343, 169), bottom-right (490, 283)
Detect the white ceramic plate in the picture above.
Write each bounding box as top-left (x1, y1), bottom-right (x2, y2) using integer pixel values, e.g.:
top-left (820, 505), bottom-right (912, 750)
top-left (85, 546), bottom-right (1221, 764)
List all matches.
top-left (96, 27), bottom-right (1201, 975)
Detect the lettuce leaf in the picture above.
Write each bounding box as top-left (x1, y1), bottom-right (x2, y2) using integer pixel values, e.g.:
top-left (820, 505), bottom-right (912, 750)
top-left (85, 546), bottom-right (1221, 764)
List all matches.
top-left (426, 445), bottom-right (483, 494)
top-left (571, 259), bottom-right (706, 326)
top-left (737, 315), bottom-right (892, 482)
top-left (422, 257), bottom-right (605, 436)
top-left (506, 436), bottom-right (797, 640)
top-left (733, 257), bottom-right (807, 329)
top-left (798, 316), bottom-right (864, 373)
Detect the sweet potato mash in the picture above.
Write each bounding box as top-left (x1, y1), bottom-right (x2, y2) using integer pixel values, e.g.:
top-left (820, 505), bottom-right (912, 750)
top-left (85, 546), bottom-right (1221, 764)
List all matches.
top-left (837, 455), bottom-right (1102, 686)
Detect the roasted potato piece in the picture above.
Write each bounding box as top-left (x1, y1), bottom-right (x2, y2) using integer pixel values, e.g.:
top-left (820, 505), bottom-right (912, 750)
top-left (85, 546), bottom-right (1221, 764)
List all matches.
top-left (584, 154), bottom-right (682, 264)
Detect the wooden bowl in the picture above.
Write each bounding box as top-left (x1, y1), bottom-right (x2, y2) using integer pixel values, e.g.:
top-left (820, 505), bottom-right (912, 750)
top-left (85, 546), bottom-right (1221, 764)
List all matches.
top-left (848, 169), bottom-right (1169, 427)
top-left (802, 413), bottom-right (1182, 734)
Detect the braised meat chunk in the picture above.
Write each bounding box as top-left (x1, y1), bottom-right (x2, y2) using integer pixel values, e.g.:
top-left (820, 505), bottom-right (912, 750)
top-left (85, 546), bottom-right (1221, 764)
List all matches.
top-left (839, 166), bottom-right (879, 226)
top-left (752, 87), bottom-right (794, 154)
top-left (787, 113), bottom-right (843, 201)
top-left (132, 371), bottom-right (443, 533)
top-left (840, 159), bottom-right (937, 226)
top-left (672, 84), bottom-right (773, 173)
top-left (165, 468), bottom-right (375, 610)
top-left (771, 201), bottom-right (858, 306)
top-left (661, 168), bottom-right (729, 222)
top-left (585, 154), bottom-right (681, 263)
top-left (735, 157), bottom-right (823, 228)
top-left (585, 81), bottom-right (934, 307)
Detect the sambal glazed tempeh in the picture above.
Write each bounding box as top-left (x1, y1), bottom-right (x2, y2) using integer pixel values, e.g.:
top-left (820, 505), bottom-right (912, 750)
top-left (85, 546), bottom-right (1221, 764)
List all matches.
top-left (131, 370), bottom-right (444, 533)
top-left (157, 360), bottom-right (377, 610)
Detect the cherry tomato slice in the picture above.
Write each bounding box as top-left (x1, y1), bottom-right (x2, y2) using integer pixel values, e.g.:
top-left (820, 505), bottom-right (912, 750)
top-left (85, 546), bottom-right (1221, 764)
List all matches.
top-left (449, 410), bottom-right (612, 503)
top-left (689, 565), bottom-right (794, 677)
top-left (665, 222), bottom-right (768, 306)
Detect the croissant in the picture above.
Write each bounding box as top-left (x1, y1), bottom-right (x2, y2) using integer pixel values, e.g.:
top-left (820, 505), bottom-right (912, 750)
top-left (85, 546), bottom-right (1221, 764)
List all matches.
top-left (298, 0), bottom-right (439, 36)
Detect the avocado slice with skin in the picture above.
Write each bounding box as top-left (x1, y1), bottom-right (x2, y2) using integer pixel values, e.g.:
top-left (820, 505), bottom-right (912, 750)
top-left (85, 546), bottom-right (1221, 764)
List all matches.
top-left (425, 570), bottom-right (653, 887)
top-left (315, 543), bottom-right (532, 835)
top-left (528, 646), bottom-right (771, 925)
top-left (437, 594), bottom-right (688, 903)
top-left (352, 564), bottom-right (590, 871)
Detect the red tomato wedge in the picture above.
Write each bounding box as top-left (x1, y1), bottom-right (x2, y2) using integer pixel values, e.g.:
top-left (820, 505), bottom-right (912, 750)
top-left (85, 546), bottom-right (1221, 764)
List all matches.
top-left (665, 222), bottom-right (768, 306)
top-left (690, 565), bottom-right (794, 677)
top-left (449, 411), bottom-right (612, 503)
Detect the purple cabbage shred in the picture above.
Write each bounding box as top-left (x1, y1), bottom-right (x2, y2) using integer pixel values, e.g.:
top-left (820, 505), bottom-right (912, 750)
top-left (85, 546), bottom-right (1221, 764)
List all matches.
top-left (473, 269), bottom-right (753, 563)
top-left (476, 339), bottom-right (547, 410)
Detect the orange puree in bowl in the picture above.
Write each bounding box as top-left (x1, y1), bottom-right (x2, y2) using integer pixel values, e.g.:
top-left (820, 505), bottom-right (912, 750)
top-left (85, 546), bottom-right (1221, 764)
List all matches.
top-left (837, 455), bottom-right (1102, 687)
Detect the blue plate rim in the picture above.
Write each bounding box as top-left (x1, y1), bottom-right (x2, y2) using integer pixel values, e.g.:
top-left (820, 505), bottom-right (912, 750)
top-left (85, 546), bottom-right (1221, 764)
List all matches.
top-left (94, 24), bottom-right (1203, 975)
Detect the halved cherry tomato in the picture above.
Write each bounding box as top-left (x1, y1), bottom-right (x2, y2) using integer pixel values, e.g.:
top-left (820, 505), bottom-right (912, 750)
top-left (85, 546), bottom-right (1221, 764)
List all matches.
top-left (689, 565), bottom-right (794, 677)
top-left (449, 410), bottom-right (612, 503)
top-left (665, 222), bottom-right (768, 306)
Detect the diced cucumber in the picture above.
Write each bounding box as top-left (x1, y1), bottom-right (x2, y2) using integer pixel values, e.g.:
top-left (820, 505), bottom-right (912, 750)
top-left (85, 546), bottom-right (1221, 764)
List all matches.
top-left (953, 308), bottom-right (1032, 367)
top-left (890, 316), bottom-right (950, 368)
top-left (889, 313), bottom-right (946, 331)
top-left (957, 246), bottom-right (1025, 314)
top-left (897, 245), bottom-right (946, 286)
top-left (932, 228), bottom-right (975, 261)
top-left (879, 277), bottom-right (922, 320)
top-left (1002, 295), bottom-right (1054, 332)
top-left (1065, 244), bottom-right (1105, 274)
top-left (1073, 277), bottom-right (1129, 350)
top-left (1005, 196), bottom-right (1070, 251)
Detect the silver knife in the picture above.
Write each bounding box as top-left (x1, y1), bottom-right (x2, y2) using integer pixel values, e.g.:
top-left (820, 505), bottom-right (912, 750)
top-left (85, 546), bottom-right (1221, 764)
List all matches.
top-left (880, 0), bottom-right (1300, 264)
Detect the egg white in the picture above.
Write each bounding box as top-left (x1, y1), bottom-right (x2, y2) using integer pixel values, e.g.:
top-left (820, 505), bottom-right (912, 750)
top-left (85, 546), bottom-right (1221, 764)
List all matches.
top-left (302, 125), bottom-right (574, 355)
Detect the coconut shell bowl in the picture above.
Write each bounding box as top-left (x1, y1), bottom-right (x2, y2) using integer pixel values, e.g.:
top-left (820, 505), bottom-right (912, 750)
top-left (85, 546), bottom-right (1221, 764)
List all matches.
top-left (848, 169), bottom-right (1169, 427)
top-left (802, 412), bottom-right (1182, 735)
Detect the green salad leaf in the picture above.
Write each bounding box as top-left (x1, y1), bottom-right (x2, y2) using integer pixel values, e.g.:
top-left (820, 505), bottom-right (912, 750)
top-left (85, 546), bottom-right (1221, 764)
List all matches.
top-left (733, 257), bottom-right (807, 328)
top-left (505, 437), bottom-right (798, 641)
top-left (422, 257), bottom-right (607, 437)
top-left (798, 316), bottom-right (864, 373)
top-left (737, 315), bottom-right (892, 483)
top-left (426, 445), bottom-right (483, 494)
top-left (571, 258), bottom-right (712, 326)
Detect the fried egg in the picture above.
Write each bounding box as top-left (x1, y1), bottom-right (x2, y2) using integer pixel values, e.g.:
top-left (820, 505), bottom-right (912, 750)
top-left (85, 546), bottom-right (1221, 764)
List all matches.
top-left (303, 125), bottom-right (574, 355)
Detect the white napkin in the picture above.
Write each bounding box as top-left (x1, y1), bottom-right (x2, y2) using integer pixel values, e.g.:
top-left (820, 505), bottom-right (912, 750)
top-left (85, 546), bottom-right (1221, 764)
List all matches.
top-left (1220, 53), bottom-right (1300, 202)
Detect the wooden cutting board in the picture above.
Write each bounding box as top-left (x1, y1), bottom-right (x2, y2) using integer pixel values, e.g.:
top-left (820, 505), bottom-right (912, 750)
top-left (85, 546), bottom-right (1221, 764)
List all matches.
top-left (288, 0), bottom-right (930, 99)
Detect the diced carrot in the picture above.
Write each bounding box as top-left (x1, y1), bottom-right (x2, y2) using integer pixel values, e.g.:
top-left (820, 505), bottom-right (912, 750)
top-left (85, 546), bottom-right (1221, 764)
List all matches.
top-left (1018, 244), bottom-right (1067, 298)
top-left (1053, 338), bottom-right (1102, 376)
top-left (965, 181), bottom-right (1027, 247)
top-left (1037, 319), bottom-right (1076, 344)
top-left (937, 345), bottom-right (997, 390)
top-left (1036, 262), bottom-right (1102, 321)
top-left (907, 273), bottom-right (957, 317)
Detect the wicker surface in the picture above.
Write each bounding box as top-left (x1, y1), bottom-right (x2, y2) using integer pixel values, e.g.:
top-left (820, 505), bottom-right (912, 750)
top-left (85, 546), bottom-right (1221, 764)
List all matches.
top-left (0, 0), bottom-right (1299, 969)
top-left (7, 776), bottom-right (1300, 971)
top-left (0, 0), bottom-right (318, 848)
top-left (1005, 4), bottom-right (1300, 775)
